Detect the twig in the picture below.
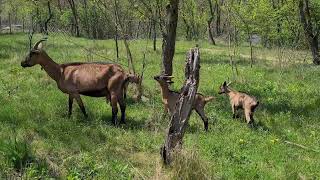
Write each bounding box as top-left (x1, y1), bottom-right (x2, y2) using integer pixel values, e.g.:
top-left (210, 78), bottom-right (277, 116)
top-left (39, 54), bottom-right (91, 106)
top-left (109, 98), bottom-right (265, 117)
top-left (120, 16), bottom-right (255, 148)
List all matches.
top-left (284, 140), bottom-right (320, 153)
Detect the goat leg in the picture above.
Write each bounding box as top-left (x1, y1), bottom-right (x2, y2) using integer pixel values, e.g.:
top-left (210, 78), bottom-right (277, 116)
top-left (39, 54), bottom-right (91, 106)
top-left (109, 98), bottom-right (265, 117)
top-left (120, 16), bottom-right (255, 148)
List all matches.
top-left (244, 109), bottom-right (252, 124)
top-left (195, 108), bottom-right (209, 131)
top-left (110, 94), bottom-right (118, 125)
top-left (68, 95), bottom-right (74, 118)
top-left (118, 98), bottom-right (126, 124)
top-left (74, 95), bottom-right (88, 118)
top-left (232, 105), bottom-right (236, 119)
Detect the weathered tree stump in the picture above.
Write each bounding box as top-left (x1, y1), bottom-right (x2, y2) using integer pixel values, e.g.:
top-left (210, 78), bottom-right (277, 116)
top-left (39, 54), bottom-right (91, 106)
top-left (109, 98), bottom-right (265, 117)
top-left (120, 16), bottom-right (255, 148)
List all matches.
top-left (161, 47), bottom-right (201, 165)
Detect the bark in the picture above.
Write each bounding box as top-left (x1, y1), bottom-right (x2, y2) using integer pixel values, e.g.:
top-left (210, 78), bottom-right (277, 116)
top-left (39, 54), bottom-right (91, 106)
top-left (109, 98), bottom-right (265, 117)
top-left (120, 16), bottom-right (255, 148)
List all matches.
top-left (162, 0), bottom-right (179, 76)
top-left (207, 0), bottom-right (216, 45)
top-left (161, 47), bottom-right (201, 165)
top-left (299, 0), bottom-right (320, 65)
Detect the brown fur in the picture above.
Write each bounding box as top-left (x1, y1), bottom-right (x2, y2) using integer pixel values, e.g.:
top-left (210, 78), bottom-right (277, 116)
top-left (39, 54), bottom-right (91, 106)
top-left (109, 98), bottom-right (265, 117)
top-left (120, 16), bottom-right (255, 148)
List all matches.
top-left (218, 81), bottom-right (259, 124)
top-left (154, 75), bottom-right (215, 131)
top-left (21, 40), bottom-right (139, 124)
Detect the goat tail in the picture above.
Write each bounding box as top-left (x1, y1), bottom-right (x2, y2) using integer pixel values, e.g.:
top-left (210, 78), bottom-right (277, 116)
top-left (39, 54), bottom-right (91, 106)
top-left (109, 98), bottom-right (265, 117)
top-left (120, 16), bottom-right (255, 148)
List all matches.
top-left (204, 96), bottom-right (215, 103)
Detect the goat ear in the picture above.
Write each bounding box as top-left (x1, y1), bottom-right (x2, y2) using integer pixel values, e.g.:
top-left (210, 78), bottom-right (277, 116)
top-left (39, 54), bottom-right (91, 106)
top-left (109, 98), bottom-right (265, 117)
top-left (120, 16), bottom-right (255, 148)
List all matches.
top-left (37, 42), bottom-right (43, 50)
top-left (223, 81), bottom-right (227, 86)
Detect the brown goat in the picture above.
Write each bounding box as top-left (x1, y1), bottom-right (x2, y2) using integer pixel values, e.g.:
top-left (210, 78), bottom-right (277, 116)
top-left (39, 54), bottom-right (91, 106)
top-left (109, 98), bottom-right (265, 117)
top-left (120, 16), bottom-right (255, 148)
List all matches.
top-left (21, 40), bottom-right (140, 124)
top-left (154, 75), bottom-right (215, 131)
top-left (218, 81), bottom-right (259, 124)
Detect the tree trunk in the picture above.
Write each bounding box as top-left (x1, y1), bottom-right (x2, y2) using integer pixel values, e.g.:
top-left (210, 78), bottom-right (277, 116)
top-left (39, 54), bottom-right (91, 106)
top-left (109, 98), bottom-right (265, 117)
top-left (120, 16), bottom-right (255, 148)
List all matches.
top-left (67, 0), bottom-right (80, 37)
top-left (182, 18), bottom-right (191, 40)
top-left (44, 1), bottom-right (53, 35)
top-left (57, 0), bottom-right (62, 12)
top-left (9, 13), bottom-right (12, 34)
top-left (299, 0), bottom-right (320, 65)
top-left (153, 19), bottom-right (157, 51)
top-left (82, 0), bottom-right (90, 37)
top-left (0, 15), bottom-right (2, 33)
top-left (114, 35), bottom-right (119, 61)
top-left (161, 0), bottom-right (179, 76)
top-left (207, 0), bottom-right (216, 45)
top-left (215, 0), bottom-right (221, 36)
top-left (161, 47), bottom-right (201, 165)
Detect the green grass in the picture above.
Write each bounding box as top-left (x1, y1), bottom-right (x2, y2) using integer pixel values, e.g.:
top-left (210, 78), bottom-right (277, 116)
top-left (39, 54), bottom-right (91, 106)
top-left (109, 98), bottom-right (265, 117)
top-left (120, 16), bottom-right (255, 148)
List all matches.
top-left (0, 33), bottom-right (319, 179)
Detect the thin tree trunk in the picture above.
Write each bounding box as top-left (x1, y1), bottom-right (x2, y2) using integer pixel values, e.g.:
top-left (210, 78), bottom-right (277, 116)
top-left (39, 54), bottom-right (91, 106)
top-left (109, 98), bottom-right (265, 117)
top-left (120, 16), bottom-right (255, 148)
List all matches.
top-left (114, 0), bottom-right (120, 60)
top-left (161, 47), bottom-right (201, 165)
top-left (215, 0), bottom-right (221, 36)
top-left (161, 0), bottom-right (179, 76)
top-left (82, 0), bottom-right (90, 37)
top-left (207, 0), bottom-right (216, 45)
top-left (67, 0), bottom-right (80, 37)
top-left (299, 0), bottom-right (320, 65)
top-left (44, 1), bottom-right (53, 35)
top-left (9, 13), bottom-right (12, 34)
top-left (114, 35), bottom-right (119, 61)
top-left (153, 19), bottom-right (157, 51)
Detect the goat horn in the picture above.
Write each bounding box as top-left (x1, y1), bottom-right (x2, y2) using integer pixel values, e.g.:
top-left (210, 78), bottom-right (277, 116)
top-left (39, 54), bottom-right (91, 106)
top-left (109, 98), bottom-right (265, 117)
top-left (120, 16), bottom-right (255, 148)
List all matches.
top-left (227, 82), bottom-right (232, 86)
top-left (163, 75), bottom-right (174, 78)
top-left (33, 38), bottom-right (47, 49)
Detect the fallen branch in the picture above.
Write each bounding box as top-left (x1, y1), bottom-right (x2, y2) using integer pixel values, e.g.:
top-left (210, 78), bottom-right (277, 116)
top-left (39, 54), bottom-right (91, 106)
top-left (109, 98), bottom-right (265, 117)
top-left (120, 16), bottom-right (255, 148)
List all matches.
top-left (284, 140), bottom-right (320, 153)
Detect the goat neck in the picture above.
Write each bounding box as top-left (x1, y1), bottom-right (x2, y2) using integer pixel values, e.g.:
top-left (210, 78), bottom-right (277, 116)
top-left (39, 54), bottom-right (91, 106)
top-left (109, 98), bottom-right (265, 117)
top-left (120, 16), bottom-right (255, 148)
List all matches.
top-left (158, 82), bottom-right (171, 99)
top-left (39, 52), bottom-right (62, 82)
top-left (226, 87), bottom-right (237, 99)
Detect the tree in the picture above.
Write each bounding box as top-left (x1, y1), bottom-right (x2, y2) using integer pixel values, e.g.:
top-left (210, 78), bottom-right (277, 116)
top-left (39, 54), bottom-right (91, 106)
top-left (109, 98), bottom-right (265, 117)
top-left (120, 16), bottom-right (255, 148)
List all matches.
top-left (67, 0), bottom-right (80, 37)
top-left (207, 0), bottom-right (216, 44)
top-left (161, 0), bottom-right (179, 76)
top-left (299, 0), bottom-right (320, 65)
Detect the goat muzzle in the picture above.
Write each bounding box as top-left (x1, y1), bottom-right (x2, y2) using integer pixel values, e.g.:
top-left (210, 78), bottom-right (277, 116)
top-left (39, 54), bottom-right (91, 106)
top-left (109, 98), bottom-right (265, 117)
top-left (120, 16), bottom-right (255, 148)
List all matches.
top-left (21, 61), bottom-right (30, 68)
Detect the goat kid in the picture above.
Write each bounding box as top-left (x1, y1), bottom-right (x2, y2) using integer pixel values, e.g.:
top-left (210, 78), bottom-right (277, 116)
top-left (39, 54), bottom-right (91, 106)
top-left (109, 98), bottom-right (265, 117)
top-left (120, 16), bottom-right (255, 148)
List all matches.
top-left (154, 75), bottom-right (214, 131)
top-left (21, 40), bottom-right (139, 124)
top-left (218, 81), bottom-right (259, 125)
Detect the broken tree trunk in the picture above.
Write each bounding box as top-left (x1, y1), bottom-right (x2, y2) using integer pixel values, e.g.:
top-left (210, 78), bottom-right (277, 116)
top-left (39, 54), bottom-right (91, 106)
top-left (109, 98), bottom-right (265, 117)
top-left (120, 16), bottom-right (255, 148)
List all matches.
top-left (161, 47), bottom-right (201, 165)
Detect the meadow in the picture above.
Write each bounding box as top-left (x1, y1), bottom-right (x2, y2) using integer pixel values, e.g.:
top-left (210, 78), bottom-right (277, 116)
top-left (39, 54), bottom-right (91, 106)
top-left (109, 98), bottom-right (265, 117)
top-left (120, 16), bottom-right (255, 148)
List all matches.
top-left (0, 33), bottom-right (319, 179)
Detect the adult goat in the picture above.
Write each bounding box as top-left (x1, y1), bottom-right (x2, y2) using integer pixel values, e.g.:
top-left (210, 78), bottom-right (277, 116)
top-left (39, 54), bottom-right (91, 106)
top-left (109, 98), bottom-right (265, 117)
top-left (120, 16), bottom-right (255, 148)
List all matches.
top-left (21, 39), bottom-right (140, 124)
